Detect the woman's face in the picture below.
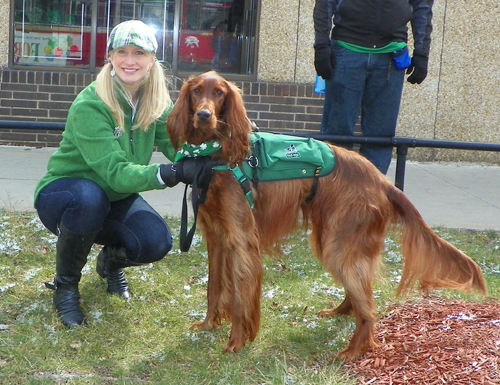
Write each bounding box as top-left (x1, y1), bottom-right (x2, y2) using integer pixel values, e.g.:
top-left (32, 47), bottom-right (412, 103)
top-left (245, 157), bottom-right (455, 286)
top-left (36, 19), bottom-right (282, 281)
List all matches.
top-left (109, 46), bottom-right (155, 92)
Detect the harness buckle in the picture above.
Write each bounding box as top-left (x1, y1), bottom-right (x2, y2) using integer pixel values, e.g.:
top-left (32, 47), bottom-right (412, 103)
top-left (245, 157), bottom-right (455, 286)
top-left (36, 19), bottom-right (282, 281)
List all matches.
top-left (246, 155), bottom-right (259, 168)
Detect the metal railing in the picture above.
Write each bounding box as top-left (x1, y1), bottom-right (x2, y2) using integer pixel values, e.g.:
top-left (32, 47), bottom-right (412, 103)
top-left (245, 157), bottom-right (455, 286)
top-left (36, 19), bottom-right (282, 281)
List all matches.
top-left (2, 120), bottom-right (500, 191)
top-left (288, 133), bottom-right (500, 191)
top-left (0, 120), bottom-right (66, 131)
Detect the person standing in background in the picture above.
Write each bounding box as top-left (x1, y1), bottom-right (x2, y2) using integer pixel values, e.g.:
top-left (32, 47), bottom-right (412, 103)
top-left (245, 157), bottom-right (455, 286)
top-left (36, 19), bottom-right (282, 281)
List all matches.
top-left (313, 0), bottom-right (434, 174)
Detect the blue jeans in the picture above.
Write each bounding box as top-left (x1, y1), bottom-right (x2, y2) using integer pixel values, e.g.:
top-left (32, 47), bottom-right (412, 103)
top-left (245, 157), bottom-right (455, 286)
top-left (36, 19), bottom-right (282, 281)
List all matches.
top-left (321, 41), bottom-right (405, 174)
top-left (35, 178), bottom-right (173, 264)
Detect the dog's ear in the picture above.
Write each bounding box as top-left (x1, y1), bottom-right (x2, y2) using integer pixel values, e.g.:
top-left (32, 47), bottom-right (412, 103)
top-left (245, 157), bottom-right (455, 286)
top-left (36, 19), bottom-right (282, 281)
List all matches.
top-left (167, 79), bottom-right (193, 150)
top-left (221, 80), bottom-right (252, 165)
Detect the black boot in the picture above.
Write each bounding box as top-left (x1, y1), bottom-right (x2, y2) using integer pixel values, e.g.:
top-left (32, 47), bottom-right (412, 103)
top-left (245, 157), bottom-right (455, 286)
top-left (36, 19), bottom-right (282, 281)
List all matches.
top-left (96, 245), bottom-right (140, 299)
top-left (45, 223), bottom-right (97, 328)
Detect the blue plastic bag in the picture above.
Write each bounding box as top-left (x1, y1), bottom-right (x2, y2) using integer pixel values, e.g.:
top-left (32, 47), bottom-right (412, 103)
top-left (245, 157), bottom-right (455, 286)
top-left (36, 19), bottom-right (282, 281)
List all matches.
top-left (392, 47), bottom-right (411, 70)
top-left (314, 75), bottom-right (325, 94)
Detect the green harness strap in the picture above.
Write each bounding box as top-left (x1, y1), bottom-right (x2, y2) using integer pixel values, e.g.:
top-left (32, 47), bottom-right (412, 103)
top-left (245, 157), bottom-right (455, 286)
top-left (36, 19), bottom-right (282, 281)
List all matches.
top-left (213, 164), bottom-right (254, 209)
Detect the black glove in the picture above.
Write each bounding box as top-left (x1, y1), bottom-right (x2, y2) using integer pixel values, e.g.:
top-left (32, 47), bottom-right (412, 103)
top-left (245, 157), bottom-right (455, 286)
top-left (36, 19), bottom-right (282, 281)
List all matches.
top-left (159, 157), bottom-right (217, 187)
top-left (159, 163), bottom-right (179, 187)
top-left (406, 53), bottom-right (428, 84)
top-left (314, 43), bottom-right (335, 80)
top-left (175, 157), bottom-right (203, 186)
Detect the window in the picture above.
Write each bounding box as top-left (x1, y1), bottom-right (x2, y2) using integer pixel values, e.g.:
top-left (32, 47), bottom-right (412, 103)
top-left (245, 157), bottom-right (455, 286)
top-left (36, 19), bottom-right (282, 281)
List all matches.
top-left (12, 0), bottom-right (258, 76)
top-left (13, 0), bottom-right (92, 68)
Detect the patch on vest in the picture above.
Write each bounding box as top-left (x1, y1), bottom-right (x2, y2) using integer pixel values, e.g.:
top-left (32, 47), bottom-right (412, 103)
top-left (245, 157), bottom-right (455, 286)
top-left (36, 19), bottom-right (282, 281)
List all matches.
top-left (285, 144), bottom-right (301, 159)
top-left (240, 132), bottom-right (336, 182)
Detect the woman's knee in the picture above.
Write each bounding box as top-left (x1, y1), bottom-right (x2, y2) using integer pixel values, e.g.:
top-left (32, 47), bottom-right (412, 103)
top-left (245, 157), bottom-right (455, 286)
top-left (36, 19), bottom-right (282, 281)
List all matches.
top-left (62, 180), bottom-right (109, 233)
top-left (71, 179), bottom-right (109, 215)
top-left (36, 178), bottom-right (109, 234)
top-left (106, 198), bottom-right (173, 264)
top-left (134, 224), bottom-right (173, 264)
top-left (144, 227), bottom-right (173, 263)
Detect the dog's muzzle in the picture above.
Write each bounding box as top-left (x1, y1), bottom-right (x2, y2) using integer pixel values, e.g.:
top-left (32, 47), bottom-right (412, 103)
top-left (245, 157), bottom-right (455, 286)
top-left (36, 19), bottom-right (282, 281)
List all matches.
top-left (197, 109), bottom-right (212, 122)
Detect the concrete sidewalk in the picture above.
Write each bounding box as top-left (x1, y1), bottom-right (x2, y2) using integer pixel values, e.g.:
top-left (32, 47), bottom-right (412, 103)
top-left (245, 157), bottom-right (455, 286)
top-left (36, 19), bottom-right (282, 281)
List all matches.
top-left (1, 145), bottom-right (500, 231)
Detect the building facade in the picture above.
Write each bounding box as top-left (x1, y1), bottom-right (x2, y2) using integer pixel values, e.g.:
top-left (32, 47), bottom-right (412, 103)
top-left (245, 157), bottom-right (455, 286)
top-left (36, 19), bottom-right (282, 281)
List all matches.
top-left (1, 0), bottom-right (500, 164)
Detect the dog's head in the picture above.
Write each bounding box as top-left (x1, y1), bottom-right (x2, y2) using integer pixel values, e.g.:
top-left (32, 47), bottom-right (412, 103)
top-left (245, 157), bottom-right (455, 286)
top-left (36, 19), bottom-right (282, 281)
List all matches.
top-left (167, 71), bottom-right (252, 166)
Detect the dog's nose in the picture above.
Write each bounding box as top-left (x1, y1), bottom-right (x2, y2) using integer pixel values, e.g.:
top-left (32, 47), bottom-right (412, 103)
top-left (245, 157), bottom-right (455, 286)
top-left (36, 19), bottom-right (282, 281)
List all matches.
top-left (197, 109), bottom-right (212, 122)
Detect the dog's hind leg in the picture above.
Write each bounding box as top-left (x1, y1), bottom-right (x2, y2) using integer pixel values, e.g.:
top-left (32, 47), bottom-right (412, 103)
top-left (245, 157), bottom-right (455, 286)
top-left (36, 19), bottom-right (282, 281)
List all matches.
top-left (321, 254), bottom-right (380, 359)
top-left (313, 221), bottom-right (386, 360)
top-left (317, 293), bottom-right (354, 316)
top-left (336, 272), bottom-right (379, 360)
top-left (335, 260), bottom-right (381, 359)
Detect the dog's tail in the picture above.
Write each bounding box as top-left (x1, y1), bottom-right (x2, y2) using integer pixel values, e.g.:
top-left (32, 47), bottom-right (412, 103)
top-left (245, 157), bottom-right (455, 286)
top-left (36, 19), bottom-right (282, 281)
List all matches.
top-left (386, 186), bottom-right (488, 297)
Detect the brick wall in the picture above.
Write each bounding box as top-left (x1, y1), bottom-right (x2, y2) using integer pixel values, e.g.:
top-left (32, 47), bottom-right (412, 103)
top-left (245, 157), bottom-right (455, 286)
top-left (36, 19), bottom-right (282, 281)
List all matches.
top-left (0, 69), bottom-right (325, 147)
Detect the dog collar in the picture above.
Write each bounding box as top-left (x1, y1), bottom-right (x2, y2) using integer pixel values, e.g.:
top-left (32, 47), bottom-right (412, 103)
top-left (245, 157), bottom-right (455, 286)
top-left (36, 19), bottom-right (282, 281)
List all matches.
top-left (174, 140), bottom-right (222, 161)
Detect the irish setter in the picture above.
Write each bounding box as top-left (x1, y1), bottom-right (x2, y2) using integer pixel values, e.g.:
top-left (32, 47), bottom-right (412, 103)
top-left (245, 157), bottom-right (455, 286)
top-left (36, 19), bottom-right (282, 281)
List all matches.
top-left (167, 71), bottom-right (488, 360)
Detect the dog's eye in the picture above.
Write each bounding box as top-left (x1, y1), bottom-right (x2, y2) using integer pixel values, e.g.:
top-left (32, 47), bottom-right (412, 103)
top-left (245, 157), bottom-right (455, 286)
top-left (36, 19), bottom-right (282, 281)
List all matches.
top-left (215, 90), bottom-right (224, 97)
top-left (193, 88), bottom-right (200, 95)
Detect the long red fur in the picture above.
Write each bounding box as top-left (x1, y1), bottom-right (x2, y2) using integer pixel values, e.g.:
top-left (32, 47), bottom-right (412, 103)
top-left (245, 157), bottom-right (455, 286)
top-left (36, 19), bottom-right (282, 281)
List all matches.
top-left (167, 71), bottom-right (488, 360)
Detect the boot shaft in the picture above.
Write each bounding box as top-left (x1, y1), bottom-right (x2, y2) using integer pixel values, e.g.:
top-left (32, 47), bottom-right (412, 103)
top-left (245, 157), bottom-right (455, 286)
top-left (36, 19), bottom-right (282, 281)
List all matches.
top-left (98, 245), bottom-right (143, 272)
top-left (55, 223), bottom-right (98, 279)
top-left (46, 223), bottom-right (98, 328)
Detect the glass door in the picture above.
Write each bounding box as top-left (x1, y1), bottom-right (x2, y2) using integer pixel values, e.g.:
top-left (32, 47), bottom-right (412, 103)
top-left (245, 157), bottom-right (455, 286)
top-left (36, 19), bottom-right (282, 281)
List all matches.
top-left (96, 0), bottom-right (175, 68)
top-left (177, 0), bottom-right (257, 75)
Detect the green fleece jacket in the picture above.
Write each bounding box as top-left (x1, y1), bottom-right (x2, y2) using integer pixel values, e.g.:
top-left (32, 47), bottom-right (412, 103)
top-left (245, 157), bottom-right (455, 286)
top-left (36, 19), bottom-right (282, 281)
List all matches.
top-left (34, 81), bottom-right (176, 204)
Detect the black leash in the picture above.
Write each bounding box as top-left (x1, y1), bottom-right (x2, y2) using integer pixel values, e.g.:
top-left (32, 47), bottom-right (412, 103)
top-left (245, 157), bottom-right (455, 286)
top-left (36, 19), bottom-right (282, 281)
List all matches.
top-left (179, 158), bottom-right (217, 252)
top-left (180, 185), bottom-right (200, 252)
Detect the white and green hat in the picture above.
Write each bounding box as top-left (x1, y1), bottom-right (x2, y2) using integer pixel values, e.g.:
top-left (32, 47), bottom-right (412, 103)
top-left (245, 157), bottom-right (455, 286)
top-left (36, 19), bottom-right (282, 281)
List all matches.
top-left (107, 20), bottom-right (158, 53)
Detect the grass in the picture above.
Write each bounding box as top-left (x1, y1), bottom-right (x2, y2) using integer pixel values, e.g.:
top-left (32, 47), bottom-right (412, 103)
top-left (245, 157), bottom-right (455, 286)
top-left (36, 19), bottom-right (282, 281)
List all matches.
top-left (1, 209), bottom-right (499, 384)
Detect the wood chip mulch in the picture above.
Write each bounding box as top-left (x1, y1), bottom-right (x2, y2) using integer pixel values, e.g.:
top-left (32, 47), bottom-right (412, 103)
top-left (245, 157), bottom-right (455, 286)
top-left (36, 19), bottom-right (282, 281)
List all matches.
top-left (345, 300), bottom-right (500, 384)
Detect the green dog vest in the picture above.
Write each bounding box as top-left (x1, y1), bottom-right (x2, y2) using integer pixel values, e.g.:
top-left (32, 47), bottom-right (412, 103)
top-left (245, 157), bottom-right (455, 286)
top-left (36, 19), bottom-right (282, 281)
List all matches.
top-left (179, 132), bottom-right (337, 208)
top-left (240, 132), bottom-right (336, 182)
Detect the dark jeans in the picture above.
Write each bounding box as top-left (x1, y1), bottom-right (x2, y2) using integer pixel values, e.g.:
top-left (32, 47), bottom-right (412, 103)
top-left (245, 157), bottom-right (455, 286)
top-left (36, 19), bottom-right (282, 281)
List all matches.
top-left (321, 41), bottom-right (406, 174)
top-left (35, 178), bottom-right (172, 264)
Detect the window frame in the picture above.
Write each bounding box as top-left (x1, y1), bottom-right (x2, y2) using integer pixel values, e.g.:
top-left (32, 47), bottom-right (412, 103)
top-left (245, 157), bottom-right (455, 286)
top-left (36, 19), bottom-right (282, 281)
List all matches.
top-left (8, 0), bottom-right (259, 80)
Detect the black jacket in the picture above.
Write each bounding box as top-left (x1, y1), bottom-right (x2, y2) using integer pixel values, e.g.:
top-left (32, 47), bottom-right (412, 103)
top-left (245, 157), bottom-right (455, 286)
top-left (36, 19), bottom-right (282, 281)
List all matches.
top-left (313, 0), bottom-right (433, 57)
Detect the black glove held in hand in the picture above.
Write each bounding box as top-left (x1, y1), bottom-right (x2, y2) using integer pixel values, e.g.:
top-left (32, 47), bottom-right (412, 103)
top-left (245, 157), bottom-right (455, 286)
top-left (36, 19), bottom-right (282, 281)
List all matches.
top-left (159, 163), bottom-right (179, 187)
top-left (314, 44), bottom-right (335, 80)
top-left (406, 54), bottom-right (428, 84)
top-left (174, 157), bottom-right (201, 186)
top-left (160, 157), bottom-right (217, 188)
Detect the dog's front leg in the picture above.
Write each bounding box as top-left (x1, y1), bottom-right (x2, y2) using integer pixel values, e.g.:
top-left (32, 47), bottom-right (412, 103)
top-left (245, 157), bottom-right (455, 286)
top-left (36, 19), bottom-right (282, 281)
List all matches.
top-left (190, 231), bottom-right (228, 331)
top-left (224, 233), bottom-right (263, 353)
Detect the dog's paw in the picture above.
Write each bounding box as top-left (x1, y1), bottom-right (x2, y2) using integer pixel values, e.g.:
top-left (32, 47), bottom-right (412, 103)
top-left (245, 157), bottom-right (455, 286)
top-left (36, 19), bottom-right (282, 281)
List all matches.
top-left (317, 308), bottom-right (336, 318)
top-left (337, 347), bottom-right (363, 361)
top-left (317, 300), bottom-right (354, 317)
top-left (190, 320), bottom-right (210, 330)
top-left (337, 336), bottom-right (379, 361)
top-left (223, 340), bottom-right (245, 353)
top-left (189, 320), bottom-right (220, 331)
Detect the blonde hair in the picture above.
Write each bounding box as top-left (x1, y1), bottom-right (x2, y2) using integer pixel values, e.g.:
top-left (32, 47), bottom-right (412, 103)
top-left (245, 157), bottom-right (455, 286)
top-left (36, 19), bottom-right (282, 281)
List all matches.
top-left (95, 53), bottom-right (171, 131)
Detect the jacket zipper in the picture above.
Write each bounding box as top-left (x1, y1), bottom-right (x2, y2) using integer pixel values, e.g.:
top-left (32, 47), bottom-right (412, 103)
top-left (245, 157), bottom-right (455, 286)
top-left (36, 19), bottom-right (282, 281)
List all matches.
top-left (130, 105), bottom-right (137, 156)
top-left (129, 129), bottom-right (135, 155)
